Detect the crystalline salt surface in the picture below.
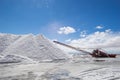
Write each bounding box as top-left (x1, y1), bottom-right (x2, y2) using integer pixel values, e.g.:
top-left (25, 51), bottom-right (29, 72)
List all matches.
top-left (0, 33), bottom-right (68, 63)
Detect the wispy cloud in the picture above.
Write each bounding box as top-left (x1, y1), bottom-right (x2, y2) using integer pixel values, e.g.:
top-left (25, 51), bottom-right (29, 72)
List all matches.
top-left (68, 29), bottom-right (120, 49)
top-left (25, 0), bottom-right (54, 8)
top-left (80, 30), bottom-right (87, 37)
top-left (96, 26), bottom-right (103, 29)
top-left (57, 26), bottom-right (76, 35)
top-left (65, 39), bottom-right (72, 42)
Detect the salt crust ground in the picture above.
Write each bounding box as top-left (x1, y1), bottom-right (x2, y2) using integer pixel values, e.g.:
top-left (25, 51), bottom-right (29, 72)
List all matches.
top-left (0, 60), bottom-right (120, 80)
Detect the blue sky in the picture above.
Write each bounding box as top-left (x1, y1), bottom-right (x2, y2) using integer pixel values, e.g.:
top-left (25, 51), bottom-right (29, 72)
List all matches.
top-left (0, 0), bottom-right (120, 43)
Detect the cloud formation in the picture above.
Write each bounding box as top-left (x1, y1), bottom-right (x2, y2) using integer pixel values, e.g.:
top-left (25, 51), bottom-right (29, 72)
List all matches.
top-left (96, 26), bottom-right (103, 29)
top-left (57, 26), bottom-right (76, 35)
top-left (69, 29), bottom-right (120, 49)
top-left (65, 39), bottom-right (72, 42)
top-left (25, 0), bottom-right (54, 8)
top-left (80, 30), bottom-right (87, 37)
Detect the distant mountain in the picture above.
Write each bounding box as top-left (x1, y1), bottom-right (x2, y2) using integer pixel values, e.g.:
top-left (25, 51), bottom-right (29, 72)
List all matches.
top-left (0, 33), bottom-right (68, 62)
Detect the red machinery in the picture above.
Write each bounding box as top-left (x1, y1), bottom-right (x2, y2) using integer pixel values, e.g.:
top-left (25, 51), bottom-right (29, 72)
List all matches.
top-left (91, 49), bottom-right (116, 58)
top-left (53, 41), bottom-right (116, 58)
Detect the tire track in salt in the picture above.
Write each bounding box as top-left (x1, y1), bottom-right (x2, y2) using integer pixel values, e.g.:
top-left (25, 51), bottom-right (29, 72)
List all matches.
top-left (78, 67), bottom-right (120, 80)
top-left (78, 67), bottom-right (107, 76)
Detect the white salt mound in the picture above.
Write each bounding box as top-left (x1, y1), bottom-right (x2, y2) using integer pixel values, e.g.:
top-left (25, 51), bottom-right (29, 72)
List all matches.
top-left (0, 33), bottom-right (68, 62)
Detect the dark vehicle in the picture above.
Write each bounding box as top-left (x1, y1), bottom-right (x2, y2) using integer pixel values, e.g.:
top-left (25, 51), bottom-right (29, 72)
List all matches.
top-left (91, 49), bottom-right (116, 58)
top-left (53, 41), bottom-right (117, 58)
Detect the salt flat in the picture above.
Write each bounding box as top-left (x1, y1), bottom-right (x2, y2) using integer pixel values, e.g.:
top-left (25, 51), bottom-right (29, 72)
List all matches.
top-left (0, 57), bottom-right (120, 80)
top-left (0, 33), bottom-right (120, 80)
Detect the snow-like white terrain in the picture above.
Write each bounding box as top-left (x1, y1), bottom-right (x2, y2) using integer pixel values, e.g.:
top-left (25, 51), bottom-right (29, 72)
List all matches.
top-left (0, 59), bottom-right (120, 80)
top-left (0, 33), bottom-right (68, 63)
top-left (0, 33), bottom-right (120, 80)
top-left (0, 33), bottom-right (21, 53)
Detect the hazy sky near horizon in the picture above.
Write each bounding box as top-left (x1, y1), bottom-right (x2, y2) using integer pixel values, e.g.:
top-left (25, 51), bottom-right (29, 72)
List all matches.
top-left (0, 0), bottom-right (120, 46)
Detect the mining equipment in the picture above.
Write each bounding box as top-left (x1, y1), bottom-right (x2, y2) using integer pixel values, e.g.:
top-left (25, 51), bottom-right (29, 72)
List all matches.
top-left (53, 41), bottom-right (116, 58)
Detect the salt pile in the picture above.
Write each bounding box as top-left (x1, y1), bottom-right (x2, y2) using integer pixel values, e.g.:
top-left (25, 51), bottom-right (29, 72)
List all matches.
top-left (0, 33), bottom-right (68, 63)
top-left (0, 33), bottom-right (20, 53)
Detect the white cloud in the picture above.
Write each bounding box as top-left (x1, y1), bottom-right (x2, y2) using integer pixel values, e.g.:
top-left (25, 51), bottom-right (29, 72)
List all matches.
top-left (80, 30), bottom-right (87, 37)
top-left (51, 39), bottom-right (58, 41)
top-left (68, 29), bottom-right (120, 50)
top-left (65, 39), bottom-right (72, 42)
top-left (57, 26), bottom-right (76, 35)
top-left (105, 29), bottom-right (111, 33)
top-left (28, 0), bottom-right (54, 8)
top-left (96, 26), bottom-right (103, 29)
